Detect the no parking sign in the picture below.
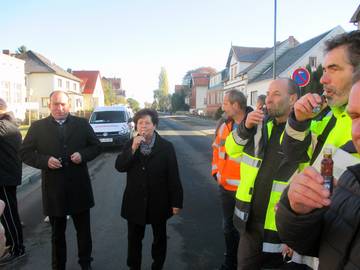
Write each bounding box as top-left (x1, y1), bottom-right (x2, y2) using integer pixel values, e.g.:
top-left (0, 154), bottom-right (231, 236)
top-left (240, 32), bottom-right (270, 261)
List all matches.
top-left (292, 67), bottom-right (310, 87)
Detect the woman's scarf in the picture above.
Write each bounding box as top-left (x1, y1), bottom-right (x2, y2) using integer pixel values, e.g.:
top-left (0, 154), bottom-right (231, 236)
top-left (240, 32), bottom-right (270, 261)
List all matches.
top-left (140, 132), bottom-right (156, 155)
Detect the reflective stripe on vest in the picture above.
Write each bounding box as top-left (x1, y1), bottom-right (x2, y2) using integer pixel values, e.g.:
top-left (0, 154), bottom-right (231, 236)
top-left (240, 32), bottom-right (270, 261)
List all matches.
top-left (234, 206), bottom-right (249, 222)
top-left (262, 242), bottom-right (282, 253)
top-left (212, 164), bottom-right (218, 171)
top-left (219, 139), bottom-right (226, 147)
top-left (219, 151), bottom-right (226, 159)
top-left (241, 154), bottom-right (262, 168)
top-left (226, 179), bottom-right (240, 186)
top-left (232, 129), bottom-right (248, 146)
top-left (229, 156), bottom-right (241, 163)
top-left (285, 121), bottom-right (309, 141)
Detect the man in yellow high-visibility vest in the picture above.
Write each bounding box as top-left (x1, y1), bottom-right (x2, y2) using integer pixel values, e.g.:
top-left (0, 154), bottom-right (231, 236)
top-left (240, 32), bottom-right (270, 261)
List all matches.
top-left (225, 78), bottom-right (300, 269)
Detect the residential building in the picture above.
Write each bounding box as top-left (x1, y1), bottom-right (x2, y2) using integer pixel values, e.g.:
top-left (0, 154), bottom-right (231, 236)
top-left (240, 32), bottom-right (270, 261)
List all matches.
top-left (0, 50), bottom-right (26, 120)
top-left (72, 70), bottom-right (105, 111)
top-left (103, 77), bottom-right (126, 97)
top-left (206, 69), bottom-right (227, 117)
top-left (350, 4), bottom-right (360, 30)
top-left (189, 73), bottom-right (210, 112)
top-left (224, 46), bottom-right (269, 92)
top-left (246, 26), bottom-right (345, 106)
top-left (17, 50), bottom-right (83, 118)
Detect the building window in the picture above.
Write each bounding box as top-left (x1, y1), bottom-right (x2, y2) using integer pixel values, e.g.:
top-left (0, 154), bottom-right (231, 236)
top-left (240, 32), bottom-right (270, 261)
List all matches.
top-left (58, 79), bottom-right (62, 88)
top-left (16, 84), bottom-right (22, 103)
top-left (76, 98), bottom-right (82, 108)
top-left (41, 97), bottom-right (50, 107)
top-left (309, 57), bottom-right (317, 68)
top-left (66, 81), bottom-right (70, 90)
top-left (73, 83), bottom-right (77, 91)
top-left (250, 91), bottom-right (258, 106)
top-left (231, 65), bottom-right (238, 80)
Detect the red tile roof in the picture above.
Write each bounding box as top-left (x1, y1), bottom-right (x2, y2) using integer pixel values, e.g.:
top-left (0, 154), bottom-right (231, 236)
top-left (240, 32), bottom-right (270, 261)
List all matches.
top-left (72, 70), bottom-right (100, 94)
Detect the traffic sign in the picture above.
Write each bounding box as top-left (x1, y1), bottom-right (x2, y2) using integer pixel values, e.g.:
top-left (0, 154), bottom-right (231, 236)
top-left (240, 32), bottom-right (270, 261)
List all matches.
top-left (292, 67), bottom-right (310, 87)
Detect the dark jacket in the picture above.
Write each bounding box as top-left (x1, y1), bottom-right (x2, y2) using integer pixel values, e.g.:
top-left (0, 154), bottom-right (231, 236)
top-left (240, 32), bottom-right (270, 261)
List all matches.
top-left (276, 164), bottom-right (360, 270)
top-left (0, 113), bottom-right (22, 186)
top-left (115, 132), bottom-right (183, 225)
top-left (20, 115), bottom-right (101, 216)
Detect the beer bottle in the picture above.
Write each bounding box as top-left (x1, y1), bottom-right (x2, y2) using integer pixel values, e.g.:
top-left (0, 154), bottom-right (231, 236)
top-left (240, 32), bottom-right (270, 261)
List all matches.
top-left (321, 147), bottom-right (333, 195)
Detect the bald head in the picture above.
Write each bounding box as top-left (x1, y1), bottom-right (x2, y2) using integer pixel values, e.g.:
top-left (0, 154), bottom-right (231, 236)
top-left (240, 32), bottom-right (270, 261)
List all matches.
top-left (266, 78), bottom-right (298, 122)
top-left (49, 91), bottom-right (70, 120)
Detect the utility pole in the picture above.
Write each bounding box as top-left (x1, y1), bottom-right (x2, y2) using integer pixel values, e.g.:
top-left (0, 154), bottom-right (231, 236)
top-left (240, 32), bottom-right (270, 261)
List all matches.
top-left (273, 0), bottom-right (277, 79)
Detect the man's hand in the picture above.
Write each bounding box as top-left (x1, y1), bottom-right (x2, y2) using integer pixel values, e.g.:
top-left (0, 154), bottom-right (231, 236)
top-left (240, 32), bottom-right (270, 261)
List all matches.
top-left (245, 109), bottom-right (264, 129)
top-left (288, 167), bottom-right (331, 214)
top-left (70, 152), bottom-right (82, 164)
top-left (48, 156), bottom-right (62, 169)
top-left (294, 93), bottom-right (325, 122)
top-left (172, 208), bottom-right (181, 215)
top-left (281, 244), bottom-right (293, 258)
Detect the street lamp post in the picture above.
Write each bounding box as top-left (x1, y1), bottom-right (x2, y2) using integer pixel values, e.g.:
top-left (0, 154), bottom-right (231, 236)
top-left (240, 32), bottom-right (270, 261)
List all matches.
top-left (273, 0), bottom-right (277, 79)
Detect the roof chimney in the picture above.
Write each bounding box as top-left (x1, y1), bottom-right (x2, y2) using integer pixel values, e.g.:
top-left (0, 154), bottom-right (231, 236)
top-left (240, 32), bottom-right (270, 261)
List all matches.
top-left (2, 50), bottom-right (10, 55)
top-left (288, 36), bottom-right (297, 48)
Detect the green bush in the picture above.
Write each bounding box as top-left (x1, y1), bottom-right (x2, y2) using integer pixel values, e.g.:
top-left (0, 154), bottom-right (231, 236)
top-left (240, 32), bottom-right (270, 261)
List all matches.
top-left (214, 107), bottom-right (223, 120)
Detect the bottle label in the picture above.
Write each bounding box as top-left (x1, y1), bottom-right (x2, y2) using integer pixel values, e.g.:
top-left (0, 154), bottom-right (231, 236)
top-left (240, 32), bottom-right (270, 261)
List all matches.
top-left (323, 175), bottom-right (333, 194)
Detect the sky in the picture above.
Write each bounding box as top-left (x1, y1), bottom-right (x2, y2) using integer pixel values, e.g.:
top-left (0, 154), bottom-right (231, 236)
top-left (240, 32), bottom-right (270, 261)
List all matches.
top-left (1, 0), bottom-right (358, 106)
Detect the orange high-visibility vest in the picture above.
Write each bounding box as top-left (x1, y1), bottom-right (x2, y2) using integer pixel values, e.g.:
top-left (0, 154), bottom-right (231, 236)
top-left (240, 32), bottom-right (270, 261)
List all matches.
top-left (212, 120), bottom-right (241, 191)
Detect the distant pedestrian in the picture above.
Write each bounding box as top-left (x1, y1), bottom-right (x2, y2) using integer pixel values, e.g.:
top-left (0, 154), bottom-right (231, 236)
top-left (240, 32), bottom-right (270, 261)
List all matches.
top-left (211, 89), bottom-right (249, 270)
top-left (20, 91), bottom-right (101, 270)
top-left (0, 98), bottom-right (26, 265)
top-left (255, 94), bottom-right (266, 111)
top-left (115, 108), bottom-right (183, 270)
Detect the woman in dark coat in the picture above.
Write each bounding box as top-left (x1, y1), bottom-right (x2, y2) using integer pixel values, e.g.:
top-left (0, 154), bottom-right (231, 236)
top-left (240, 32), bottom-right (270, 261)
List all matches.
top-left (115, 109), bottom-right (183, 270)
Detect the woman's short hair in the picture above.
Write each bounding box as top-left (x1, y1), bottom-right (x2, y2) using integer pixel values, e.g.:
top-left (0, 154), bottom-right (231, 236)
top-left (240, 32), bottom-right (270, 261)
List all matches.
top-left (133, 109), bottom-right (159, 130)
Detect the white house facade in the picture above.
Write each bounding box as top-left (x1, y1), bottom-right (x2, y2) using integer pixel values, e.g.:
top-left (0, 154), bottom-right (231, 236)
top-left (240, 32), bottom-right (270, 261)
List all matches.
top-left (17, 50), bottom-right (83, 118)
top-left (0, 51), bottom-right (26, 120)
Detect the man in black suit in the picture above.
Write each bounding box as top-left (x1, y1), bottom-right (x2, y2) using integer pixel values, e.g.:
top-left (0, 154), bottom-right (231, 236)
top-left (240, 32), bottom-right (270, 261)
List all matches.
top-left (20, 90), bottom-right (101, 270)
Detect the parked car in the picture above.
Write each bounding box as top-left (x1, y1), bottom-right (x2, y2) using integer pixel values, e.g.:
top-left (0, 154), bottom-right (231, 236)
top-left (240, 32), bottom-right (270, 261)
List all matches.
top-left (89, 105), bottom-right (134, 147)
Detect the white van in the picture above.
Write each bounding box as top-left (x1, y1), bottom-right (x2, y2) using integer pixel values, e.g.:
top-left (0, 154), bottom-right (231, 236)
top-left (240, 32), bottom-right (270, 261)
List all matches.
top-left (89, 105), bottom-right (134, 146)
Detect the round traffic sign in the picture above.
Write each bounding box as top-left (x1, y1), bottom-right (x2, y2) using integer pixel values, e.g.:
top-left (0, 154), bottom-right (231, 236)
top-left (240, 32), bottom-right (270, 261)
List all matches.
top-left (292, 67), bottom-right (310, 87)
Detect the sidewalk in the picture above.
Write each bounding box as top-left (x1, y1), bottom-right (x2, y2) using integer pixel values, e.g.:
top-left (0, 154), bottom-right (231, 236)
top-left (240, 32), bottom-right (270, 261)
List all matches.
top-left (21, 163), bottom-right (41, 187)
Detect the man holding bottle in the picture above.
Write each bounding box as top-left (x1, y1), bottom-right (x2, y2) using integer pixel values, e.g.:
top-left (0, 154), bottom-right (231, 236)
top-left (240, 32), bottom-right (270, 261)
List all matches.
top-left (275, 66), bottom-right (360, 269)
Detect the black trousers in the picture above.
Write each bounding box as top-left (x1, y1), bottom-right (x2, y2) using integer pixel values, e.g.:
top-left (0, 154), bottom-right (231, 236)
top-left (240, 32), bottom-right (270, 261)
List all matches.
top-left (127, 221), bottom-right (167, 270)
top-left (49, 210), bottom-right (92, 270)
top-left (219, 186), bottom-right (239, 268)
top-left (237, 222), bottom-right (283, 270)
top-left (0, 186), bottom-right (24, 255)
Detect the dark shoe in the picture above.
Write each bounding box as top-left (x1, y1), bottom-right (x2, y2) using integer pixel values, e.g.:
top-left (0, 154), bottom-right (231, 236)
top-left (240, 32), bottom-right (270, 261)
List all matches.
top-left (0, 250), bottom-right (26, 266)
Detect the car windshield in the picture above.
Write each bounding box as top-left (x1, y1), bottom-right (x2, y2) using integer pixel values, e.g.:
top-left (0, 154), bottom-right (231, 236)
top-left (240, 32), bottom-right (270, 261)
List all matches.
top-left (90, 111), bottom-right (126, 124)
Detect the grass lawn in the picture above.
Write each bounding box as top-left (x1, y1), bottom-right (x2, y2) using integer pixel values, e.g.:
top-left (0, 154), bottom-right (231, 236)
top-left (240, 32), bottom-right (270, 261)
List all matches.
top-left (19, 125), bottom-right (29, 138)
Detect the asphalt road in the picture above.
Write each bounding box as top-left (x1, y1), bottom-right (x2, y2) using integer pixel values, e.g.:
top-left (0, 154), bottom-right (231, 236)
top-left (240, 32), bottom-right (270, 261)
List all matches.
top-left (6, 115), bottom-right (225, 270)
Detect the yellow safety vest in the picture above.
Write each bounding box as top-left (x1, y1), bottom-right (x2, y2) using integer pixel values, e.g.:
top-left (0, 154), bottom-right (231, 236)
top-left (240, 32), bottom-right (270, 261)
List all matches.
top-left (226, 120), bottom-right (298, 253)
